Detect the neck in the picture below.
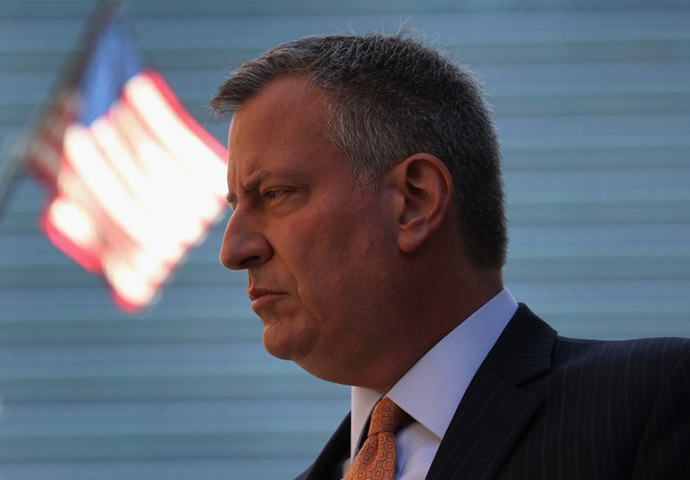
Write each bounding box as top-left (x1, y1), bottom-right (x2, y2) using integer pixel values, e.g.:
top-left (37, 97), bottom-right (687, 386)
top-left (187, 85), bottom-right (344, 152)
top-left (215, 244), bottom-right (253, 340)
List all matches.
top-left (364, 264), bottom-right (503, 393)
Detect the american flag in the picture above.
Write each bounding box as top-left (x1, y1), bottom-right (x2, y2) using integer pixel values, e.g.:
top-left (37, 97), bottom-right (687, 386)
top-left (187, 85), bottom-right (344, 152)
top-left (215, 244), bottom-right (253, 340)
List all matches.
top-left (23, 8), bottom-right (228, 312)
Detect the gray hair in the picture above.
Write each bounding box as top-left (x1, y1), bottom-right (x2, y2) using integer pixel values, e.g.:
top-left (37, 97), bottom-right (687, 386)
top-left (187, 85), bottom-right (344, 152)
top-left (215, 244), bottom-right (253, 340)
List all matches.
top-left (210, 33), bottom-right (507, 270)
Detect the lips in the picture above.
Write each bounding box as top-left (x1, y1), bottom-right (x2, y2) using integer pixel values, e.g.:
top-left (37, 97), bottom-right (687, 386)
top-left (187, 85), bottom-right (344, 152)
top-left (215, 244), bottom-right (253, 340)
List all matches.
top-left (247, 287), bottom-right (284, 301)
top-left (247, 287), bottom-right (287, 310)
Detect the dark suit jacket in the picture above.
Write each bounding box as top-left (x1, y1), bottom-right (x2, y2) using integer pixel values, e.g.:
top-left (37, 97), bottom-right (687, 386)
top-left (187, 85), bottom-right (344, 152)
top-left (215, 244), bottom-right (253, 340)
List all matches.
top-left (296, 304), bottom-right (690, 479)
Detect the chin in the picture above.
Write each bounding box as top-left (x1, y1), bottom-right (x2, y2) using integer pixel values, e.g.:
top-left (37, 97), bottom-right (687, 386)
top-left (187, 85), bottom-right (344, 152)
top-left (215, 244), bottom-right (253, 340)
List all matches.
top-left (262, 322), bottom-right (318, 361)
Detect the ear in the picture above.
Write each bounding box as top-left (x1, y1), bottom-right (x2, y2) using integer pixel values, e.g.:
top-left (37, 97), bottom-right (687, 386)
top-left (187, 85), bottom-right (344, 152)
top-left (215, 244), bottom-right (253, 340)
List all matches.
top-left (389, 153), bottom-right (454, 253)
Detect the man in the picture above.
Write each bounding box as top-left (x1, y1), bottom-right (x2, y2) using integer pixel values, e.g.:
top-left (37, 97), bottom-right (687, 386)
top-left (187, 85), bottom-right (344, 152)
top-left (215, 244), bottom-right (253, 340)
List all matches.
top-left (210, 34), bottom-right (689, 479)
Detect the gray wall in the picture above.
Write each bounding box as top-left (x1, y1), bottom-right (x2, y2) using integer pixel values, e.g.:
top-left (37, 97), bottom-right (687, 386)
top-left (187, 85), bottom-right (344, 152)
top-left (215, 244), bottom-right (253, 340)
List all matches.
top-left (1, 0), bottom-right (689, 479)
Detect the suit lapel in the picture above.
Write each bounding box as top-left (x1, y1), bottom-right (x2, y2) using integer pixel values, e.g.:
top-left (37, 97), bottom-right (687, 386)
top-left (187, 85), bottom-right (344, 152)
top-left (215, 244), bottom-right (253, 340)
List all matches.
top-left (297, 413), bottom-right (351, 480)
top-left (426, 305), bottom-right (557, 480)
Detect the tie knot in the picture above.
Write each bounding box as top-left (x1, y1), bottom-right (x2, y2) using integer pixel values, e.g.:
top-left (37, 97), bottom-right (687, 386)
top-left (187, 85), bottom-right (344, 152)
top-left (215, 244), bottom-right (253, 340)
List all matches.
top-left (367, 397), bottom-right (408, 437)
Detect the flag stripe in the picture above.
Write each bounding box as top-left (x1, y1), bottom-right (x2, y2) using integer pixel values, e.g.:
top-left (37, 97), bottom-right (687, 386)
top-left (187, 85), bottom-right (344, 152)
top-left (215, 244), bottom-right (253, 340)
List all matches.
top-left (28, 103), bottom-right (76, 182)
top-left (117, 84), bottom-right (223, 227)
top-left (122, 72), bottom-right (227, 203)
top-left (145, 70), bottom-right (228, 162)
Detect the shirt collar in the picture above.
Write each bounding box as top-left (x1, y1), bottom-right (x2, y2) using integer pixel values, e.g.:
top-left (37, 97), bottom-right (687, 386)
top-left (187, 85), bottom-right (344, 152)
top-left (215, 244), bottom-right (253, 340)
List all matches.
top-left (350, 287), bottom-right (518, 455)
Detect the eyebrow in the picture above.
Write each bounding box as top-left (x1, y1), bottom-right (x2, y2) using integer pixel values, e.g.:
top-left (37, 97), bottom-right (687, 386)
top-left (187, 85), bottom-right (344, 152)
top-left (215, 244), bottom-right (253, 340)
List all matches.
top-left (225, 169), bottom-right (300, 205)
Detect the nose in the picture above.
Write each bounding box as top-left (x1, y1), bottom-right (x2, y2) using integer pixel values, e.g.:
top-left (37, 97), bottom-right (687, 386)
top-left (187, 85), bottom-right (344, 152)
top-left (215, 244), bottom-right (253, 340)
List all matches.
top-left (220, 208), bottom-right (273, 270)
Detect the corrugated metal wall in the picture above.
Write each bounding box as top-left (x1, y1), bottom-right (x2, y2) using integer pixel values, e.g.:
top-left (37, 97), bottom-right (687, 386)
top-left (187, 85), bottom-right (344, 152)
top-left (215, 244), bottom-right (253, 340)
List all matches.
top-left (1, 0), bottom-right (689, 479)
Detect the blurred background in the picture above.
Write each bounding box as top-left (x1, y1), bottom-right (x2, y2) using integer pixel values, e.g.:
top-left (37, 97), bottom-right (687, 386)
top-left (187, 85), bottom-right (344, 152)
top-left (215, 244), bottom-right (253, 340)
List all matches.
top-left (1, 0), bottom-right (689, 479)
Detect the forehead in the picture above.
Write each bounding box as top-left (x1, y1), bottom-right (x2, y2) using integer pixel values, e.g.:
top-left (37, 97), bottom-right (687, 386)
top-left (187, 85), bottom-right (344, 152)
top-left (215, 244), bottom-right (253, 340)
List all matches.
top-left (225, 77), bottom-right (352, 191)
top-left (228, 76), bottom-right (326, 153)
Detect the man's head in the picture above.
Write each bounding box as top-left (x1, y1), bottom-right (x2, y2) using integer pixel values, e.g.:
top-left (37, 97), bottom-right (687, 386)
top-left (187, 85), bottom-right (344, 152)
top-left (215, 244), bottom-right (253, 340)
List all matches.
top-left (211, 34), bottom-right (507, 391)
top-left (211, 34), bottom-right (507, 270)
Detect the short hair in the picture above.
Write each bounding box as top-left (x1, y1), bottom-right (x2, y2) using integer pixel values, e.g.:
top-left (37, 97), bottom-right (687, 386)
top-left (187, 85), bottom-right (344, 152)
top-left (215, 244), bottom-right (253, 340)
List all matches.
top-left (210, 34), bottom-right (507, 270)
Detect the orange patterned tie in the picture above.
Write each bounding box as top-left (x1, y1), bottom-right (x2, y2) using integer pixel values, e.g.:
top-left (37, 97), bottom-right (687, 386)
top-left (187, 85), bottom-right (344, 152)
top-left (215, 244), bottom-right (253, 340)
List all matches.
top-left (344, 396), bottom-right (409, 480)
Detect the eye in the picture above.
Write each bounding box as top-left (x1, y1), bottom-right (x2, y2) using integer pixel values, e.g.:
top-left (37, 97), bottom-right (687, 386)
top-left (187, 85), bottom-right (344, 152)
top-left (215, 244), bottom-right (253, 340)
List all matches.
top-left (265, 189), bottom-right (285, 200)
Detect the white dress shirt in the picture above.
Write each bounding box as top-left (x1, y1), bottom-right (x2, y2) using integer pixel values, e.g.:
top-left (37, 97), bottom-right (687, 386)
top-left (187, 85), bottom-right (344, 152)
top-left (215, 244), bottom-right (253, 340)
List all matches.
top-left (346, 288), bottom-right (518, 479)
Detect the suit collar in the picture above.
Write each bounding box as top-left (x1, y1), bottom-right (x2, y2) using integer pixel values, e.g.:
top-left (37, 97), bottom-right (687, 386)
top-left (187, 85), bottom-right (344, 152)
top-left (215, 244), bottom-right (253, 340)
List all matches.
top-left (426, 304), bottom-right (557, 479)
top-left (481, 303), bottom-right (556, 385)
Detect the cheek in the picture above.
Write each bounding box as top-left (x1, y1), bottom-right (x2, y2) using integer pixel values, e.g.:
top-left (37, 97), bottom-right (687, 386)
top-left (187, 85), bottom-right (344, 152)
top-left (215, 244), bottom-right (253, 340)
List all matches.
top-left (283, 231), bottom-right (357, 331)
top-left (294, 234), bottom-right (390, 332)
top-left (280, 196), bottom-right (394, 317)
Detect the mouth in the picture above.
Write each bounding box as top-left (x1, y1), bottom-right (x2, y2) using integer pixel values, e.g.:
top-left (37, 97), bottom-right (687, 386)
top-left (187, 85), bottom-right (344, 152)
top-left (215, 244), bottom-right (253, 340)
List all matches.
top-left (247, 288), bottom-right (286, 310)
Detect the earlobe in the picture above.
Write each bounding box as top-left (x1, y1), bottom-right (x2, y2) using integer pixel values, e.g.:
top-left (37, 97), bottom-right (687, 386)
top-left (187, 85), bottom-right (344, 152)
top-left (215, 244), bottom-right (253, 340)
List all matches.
top-left (393, 154), bottom-right (453, 253)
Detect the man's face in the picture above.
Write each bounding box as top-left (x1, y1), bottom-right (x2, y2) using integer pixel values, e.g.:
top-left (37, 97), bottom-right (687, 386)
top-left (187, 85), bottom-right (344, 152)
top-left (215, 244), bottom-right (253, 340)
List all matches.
top-left (220, 77), bottom-right (400, 383)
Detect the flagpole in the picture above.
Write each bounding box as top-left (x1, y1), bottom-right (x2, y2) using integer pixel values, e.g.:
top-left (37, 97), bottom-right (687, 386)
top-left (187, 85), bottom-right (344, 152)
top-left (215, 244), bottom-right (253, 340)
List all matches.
top-left (0, 0), bottom-right (122, 218)
top-left (0, 130), bottom-right (27, 220)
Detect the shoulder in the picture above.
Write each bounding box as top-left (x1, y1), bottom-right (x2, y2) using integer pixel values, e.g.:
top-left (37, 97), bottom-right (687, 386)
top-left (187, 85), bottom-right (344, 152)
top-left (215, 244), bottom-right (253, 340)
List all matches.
top-left (552, 334), bottom-right (690, 375)
top-left (508, 305), bottom-right (690, 404)
top-left (543, 334), bottom-right (690, 412)
top-left (513, 303), bottom-right (690, 371)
